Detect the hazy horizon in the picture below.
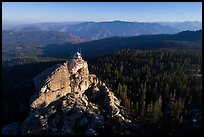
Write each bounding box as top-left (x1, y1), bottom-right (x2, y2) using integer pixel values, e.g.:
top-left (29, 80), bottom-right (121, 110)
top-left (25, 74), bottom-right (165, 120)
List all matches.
top-left (2, 20), bottom-right (202, 29)
top-left (3, 2), bottom-right (202, 27)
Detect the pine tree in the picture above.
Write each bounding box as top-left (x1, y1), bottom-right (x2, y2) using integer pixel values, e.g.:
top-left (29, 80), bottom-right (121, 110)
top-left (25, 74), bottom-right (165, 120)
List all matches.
top-left (140, 82), bottom-right (147, 117)
top-left (153, 96), bottom-right (163, 123)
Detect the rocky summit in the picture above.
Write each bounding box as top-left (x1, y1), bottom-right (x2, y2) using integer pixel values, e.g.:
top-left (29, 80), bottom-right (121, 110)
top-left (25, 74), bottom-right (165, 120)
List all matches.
top-left (2, 55), bottom-right (143, 135)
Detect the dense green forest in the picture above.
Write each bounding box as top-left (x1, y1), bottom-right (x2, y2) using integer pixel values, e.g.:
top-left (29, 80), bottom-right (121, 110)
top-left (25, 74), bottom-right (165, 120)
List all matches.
top-left (89, 49), bottom-right (202, 135)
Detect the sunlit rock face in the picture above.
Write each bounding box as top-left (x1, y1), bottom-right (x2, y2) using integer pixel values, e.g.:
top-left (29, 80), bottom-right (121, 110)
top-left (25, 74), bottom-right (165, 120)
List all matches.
top-left (31, 62), bottom-right (71, 110)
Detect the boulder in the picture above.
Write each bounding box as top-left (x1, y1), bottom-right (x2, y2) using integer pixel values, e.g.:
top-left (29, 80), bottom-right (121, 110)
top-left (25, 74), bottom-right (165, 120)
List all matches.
top-left (101, 84), bottom-right (121, 117)
top-left (79, 80), bottom-right (89, 91)
top-left (68, 58), bottom-right (89, 75)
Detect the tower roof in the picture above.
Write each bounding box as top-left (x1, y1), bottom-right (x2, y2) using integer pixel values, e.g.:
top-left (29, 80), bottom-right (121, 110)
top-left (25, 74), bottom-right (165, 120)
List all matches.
top-left (73, 52), bottom-right (81, 57)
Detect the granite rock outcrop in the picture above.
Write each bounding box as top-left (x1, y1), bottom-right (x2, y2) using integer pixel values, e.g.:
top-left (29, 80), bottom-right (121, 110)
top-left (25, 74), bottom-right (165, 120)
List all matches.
top-left (2, 55), bottom-right (142, 135)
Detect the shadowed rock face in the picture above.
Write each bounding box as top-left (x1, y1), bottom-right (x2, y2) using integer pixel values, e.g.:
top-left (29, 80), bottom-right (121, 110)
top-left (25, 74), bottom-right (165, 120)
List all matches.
top-left (2, 57), bottom-right (143, 135)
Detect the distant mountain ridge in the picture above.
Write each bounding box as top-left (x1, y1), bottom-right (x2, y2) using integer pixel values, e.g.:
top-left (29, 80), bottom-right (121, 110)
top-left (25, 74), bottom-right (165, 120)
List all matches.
top-left (41, 30), bottom-right (202, 59)
top-left (3, 21), bottom-right (202, 41)
top-left (157, 21), bottom-right (202, 31)
top-left (2, 27), bottom-right (83, 57)
top-left (2, 26), bottom-right (82, 45)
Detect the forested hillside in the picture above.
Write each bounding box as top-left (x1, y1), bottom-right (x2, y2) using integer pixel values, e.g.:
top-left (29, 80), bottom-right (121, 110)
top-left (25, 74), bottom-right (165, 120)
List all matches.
top-left (90, 49), bottom-right (202, 135)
